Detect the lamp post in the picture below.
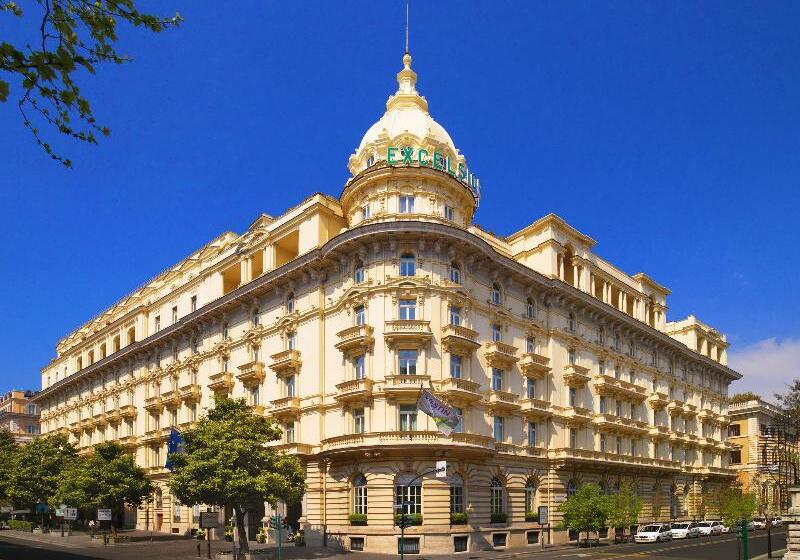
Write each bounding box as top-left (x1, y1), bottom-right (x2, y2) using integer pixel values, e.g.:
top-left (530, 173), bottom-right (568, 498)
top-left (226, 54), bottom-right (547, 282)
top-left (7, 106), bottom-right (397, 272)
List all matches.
top-left (395, 463), bottom-right (446, 560)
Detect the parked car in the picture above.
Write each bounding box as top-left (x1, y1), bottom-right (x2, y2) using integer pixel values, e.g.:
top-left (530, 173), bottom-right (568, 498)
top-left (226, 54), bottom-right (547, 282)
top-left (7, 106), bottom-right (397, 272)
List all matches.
top-left (772, 517), bottom-right (783, 527)
top-left (671, 522), bottom-right (700, 539)
top-left (751, 518), bottom-right (767, 530)
top-left (696, 521), bottom-right (723, 536)
top-left (636, 524), bottom-right (672, 543)
top-left (721, 524), bottom-right (732, 534)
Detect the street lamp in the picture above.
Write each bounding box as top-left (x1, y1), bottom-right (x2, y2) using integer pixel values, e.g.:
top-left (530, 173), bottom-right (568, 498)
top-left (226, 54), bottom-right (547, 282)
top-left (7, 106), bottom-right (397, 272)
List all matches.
top-left (395, 463), bottom-right (446, 560)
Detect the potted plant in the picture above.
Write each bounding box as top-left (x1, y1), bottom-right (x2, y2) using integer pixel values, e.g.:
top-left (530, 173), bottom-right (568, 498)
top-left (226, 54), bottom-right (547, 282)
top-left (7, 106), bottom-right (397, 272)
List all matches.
top-left (224, 525), bottom-right (233, 542)
top-left (525, 511), bottom-right (537, 522)
top-left (294, 529), bottom-right (305, 546)
top-left (450, 512), bottom-right (469, 525)
top-left (256, 527), bottom-right (267, 544)
top-left (196, 529), bottom-right (207, 540)
top-left (348, 513), bottom-right (368, 526)
top-left (490, 512), bottom-right (508, 524)
top-left (395, 513), bottom-right (423, 526)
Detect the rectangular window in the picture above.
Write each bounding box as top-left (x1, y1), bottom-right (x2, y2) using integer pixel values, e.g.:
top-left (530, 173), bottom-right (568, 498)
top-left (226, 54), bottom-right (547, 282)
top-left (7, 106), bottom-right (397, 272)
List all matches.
top-left (399, 350), bottom-right (418, 375)
top-left (730, 449), bottom-right (742, 464)
top-left (728, 424), bottom-right (741, 437)
top-left (170, 409), bottom-right (178, 427)
top-left (526, 337), bottom-right (535, 353)
top-left (399, 404), bottom-right (417, 431)
top-left (353, 408), bottom-right (365, 434)
top-left (444, 205), bottom-right (454, 221)
top-left (491, 368), bottom-right (503, 391)
top-left (450, 355), bottom-right (462, 378)
top-left (222, 322), bottom-right (229, 340)
top-left (190, 295), bottom-right (197, 312)
top-left (287, 332), bottom-right (296, 350)
top-left (286, 375), bottom-right (296, 397)
top-left (190, 404), bottom-right (197, 422)
top-left (599, 360), bottom-right (605, 376)
top-left (568, 387), bottom-right (576, 407)
top-left (569, 428), bottom-right (578, 448)
top-left (454, 536), bottom-right (468, 553)
top-left (354, 305), bottom-right (366, 326)
top-left (285, 422), bottom-right (295, 444)
top-left (399, 299), bottom-right (416, 320)
top-left (616, 436), bottom-right (622, 455)
top-left (449, 305), bottom-right (461, 326)
top-left (599, 396), bottom-right (606, 414)
top-left (491, 324), bottom-right (502, 342)
top-left (526, 378), bottom-right (536, 399)
top-left (399, 195), bottom-right (415, 213)
top-left (493, 416), bottom-right (505, 441)
top-left (600, 433), bottom-right (607, 453)
top-left (528, 422), bottom-right (537, 446)
top-left (453, 407), bottom-right (463, 433)
top-left (354, 355), bottom-right (366, 380)
top-left (250, 386), bottom-right (259, 406)
top-left (568, 349), bottom-right (576, 365)
top-left (615, 401), bottom-right (622, 417)
top-left (172, 306), bottom-right (178, 324)
top-left (400, 254), bottom-right (416, 276)
top-left (155, 315), bottom-right (161, 332)
top-left (450, 485), bottom-right (464, 513)
top-left (362, 203), bottom-right (371, 220)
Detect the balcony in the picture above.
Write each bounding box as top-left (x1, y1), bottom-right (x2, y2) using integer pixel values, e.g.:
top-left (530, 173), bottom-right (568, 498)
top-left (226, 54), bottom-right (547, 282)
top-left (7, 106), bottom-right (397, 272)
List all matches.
top-left (144, 396), bottom-right (164, 412)
top-left (684, 403), bottom-right (698, 417)
top-left (274, 442), bottom-right (314, 456)
top-left (649, 425), bottom-right (670, 440)
top-left (161, 389), bottom-right (181, 408)
top-left (520, 398), bottom-right (553, 419)
top-left (105, 409), bottom-right (122, 424)
top-left (208, 371), bottom-right (234, 393)
top-left (141, 427), bottom-right (171, 444)
top-left (558, 406), bottom-right (594, 425)
top-left (270, 396), bottom-right (300, 420)
top-left (647, 391), bottom-right (669, 409)
top-left (93, 411), bottom-right (108, 427)
top-left (440, 325), bottom-right (481, 354)
top-left (237, 361), bottom-right (266, 385)
top-left (383, 320), bottom-right (433, 347)
top-left (592, 414), bottom-right (649, 435)
top-left (593, 374), bottom-right (647, 401)
top-left (118, 435), bottom-right (138, 449)
top-left (382, 374), bottom-right (431, 397)
top-left (519, 352), bottom-right (551, 379)
top-left (483, 341), bottom-right (519, 369)
top-left (179, 384), bottom-right (201, 403)
top-left (69, 421), bottom-right (82, 435)
top-left (319, 430), bottom-right (496, 458)
top-left (486, 390), bottom-right (521, 413)
top-left (433, 377), bottom-right (481, 403)
top-left (335, 325), bottom-right (375, 355)
top-left (119, 404), bottom-right (137, 419)
top-left (667, 399), bottom-right (685, 415)
top-left (563, 364), bottom-right (591, 387)
top-left (698, 409), bottom-right (715, 421)
top-left (550, 447), bottom-right (681, 472)
top-left (334, 378), bottom-right (375, 403)
top-left (269, 350), bottom-right (302, 377)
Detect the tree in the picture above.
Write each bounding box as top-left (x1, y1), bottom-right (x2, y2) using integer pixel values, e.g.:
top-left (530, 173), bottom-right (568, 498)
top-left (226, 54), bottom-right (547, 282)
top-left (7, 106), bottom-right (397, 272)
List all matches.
top-left (9, 433), bottom-right (75, 510)
top-left (168, 397), bottom-right (306, 553)
top-left (54, 441), bottom-right (153, 534)
top-left (606, 482), bottom-right (643, 541)
top-left (719, 488), bottom-right (757, 529)
top-left (0, 1), bottom-right (181, 167)
top-left (0, 428), bottom-right (18, 502)
top-left (558, 484), bottom-right (611, 545)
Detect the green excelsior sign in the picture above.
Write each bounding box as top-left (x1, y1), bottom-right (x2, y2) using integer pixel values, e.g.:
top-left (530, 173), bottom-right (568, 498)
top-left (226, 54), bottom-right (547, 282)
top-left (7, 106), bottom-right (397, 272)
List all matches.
top-left (386, 146), bottom-right (481, 203)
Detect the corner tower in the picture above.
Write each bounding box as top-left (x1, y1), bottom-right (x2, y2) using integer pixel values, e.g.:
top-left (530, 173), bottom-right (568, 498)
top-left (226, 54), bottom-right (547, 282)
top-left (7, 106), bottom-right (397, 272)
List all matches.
top-left (341, 52), bottom-right (480, 228)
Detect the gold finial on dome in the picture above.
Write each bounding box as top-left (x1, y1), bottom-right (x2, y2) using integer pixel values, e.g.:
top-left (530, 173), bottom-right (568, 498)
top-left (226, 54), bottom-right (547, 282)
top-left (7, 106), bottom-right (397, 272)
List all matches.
top-left (388, 50), bottom-right (427, 112)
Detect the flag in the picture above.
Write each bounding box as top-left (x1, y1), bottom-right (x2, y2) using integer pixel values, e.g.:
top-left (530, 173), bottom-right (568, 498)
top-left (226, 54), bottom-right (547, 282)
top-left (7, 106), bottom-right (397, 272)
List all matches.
top-left (417, 389), bottom-right (460, 436)
top-left (165, 428), bottom-right (185, 471)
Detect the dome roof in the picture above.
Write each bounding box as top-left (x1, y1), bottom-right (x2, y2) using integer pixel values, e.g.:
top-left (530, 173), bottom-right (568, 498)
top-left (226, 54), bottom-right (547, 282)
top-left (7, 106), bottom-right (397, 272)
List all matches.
top-left (348, 53), bottom-right (465, 176)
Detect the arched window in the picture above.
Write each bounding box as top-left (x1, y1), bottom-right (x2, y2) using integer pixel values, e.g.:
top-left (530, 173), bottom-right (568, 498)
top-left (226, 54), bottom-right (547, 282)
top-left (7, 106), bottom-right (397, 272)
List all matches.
top-left (526, 297), bottom-right (535, 319)
top-left (353, 474), bottom-right (368, 515)
top-left (395, 473), bottom-right (422, 514)
top-left (491, 283), bottom-right (501, 305)
top-left (449, 262), bottom-right (462, 285)
top-left (490, 478), bottom-right (505, 514)
top-left (524, 478), bottom-right (537, 514)
top-left (400, 254), bottom-right (416, 277)
top-left (354, 261), bottom-right (365, 284)
top-left (567, 480), bottom-right (578, 498)
top-left (450, 474), bottom-right (464, 514)
top-left (286, 293), bottom-right (295, 314)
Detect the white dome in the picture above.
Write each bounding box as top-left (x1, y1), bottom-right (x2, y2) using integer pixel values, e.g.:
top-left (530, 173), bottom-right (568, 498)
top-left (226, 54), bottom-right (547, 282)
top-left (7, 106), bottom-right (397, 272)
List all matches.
top-left (349, 53), bottom-right (464, 176)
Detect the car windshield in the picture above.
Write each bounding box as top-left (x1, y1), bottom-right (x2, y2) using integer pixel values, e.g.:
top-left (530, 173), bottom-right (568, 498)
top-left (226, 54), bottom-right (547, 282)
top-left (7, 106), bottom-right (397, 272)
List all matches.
top-left (697, 522), bottom-right (711, 527)
top-left (640, 525), bottom-right (661, 532)
top-left (672, 523), bottom-right (689, 529)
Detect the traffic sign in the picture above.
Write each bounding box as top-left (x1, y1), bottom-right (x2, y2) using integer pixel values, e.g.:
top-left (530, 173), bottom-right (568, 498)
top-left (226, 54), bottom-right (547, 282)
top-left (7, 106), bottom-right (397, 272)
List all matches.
top-left (97, 509), bottom-right (112, 521)
top-left (538, 505), bottom-right (549, 525)
top-left (64, 508), bottom-right (78, 520)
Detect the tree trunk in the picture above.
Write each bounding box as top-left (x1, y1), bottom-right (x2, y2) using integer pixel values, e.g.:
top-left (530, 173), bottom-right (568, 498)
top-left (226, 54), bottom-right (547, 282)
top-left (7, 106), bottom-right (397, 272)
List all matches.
top-left (234, 505), bottom-right (249, 553)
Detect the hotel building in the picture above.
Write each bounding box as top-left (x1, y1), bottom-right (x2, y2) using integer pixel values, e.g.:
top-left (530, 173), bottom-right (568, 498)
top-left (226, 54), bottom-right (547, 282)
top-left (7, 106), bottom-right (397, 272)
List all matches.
top-left (0, 390), bottom-right (40, 444)
top-left (34, 51), bottom-right (740, 552)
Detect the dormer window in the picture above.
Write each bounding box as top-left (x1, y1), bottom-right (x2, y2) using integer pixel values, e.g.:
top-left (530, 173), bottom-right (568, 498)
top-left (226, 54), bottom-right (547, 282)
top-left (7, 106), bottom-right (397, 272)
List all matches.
top-left (399, 195), bottom-right (415, 214)
top-left (491, 283), bottom-right (502, 305)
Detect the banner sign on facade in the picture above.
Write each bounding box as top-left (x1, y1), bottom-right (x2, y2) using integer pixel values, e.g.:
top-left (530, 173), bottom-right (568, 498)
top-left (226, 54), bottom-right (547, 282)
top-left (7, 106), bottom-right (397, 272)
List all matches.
top-left (417, 389), bottom-right (460, 436)
top-left (97, 509), bottom-right (112, 521)
top-left (165, 428), bottom-right (185, 471)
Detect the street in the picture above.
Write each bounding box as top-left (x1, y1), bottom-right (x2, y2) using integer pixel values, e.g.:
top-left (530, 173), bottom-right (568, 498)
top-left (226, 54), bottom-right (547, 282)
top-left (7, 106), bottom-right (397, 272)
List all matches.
top-left (0, 529), bottom-right (786, 560)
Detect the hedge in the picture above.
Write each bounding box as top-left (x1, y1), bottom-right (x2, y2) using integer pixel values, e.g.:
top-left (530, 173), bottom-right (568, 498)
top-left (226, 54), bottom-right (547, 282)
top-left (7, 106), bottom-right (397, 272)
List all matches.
top-left (9, 520), bottom-right (34, 532)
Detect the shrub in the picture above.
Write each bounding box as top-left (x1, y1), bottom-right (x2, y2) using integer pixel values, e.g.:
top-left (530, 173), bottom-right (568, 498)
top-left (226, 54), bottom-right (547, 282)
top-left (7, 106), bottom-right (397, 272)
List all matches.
top-left (490, 512), bottom-right (508, 524)
top-left (525, 511), bottom-right (537, 522)
top-left (348, 513), bottom-right (368, 526)
top-left (9, 520), bottom-right (34, 532)
top-left (395, 513), bottom-right (423, 526)
top-left (195, 529), bottom-right (206, 540)
top-left (450, 512), bottom-right (469, 525)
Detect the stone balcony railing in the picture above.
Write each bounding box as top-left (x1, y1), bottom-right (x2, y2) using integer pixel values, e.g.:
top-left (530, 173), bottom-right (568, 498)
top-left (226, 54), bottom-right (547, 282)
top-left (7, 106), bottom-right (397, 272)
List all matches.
top-left (647, 391), bottom-right (669, 409)
top-left (119, 404), bottom-right (137, 419)
top-left (563, 364), bottom-right (591, 387)
top-left (144, 395), bottom-right (164, 412)
top-left (160, 389), bottom-right (181, 408)
top-left (335, 325), bottom-right (375, 355)
top-left (433, 377), bottom-right (481, 402)
top-left (551, 447), bottom-right (682, 472)
top-left (237, 360), bottom-right (267, 385)
top-left (383, 320), bottom-right (433, 347)
top-left (483, 341), bottom-right (519, 369)
top-left (593, 374), bottom-right (647, 401)
top-left (208, 371), bottom-right (234, 393)
top-left (592, 413), bottom-right (649, 435)
top-left (273, 442), bottom-right (314, 456)
top-left (269, 396), bottom-right (300, 419)
top-left (486, 390), bottom-right (521, 412)
top-left (269, 350), bottom-right (302, 377)
top-left (440, 324), bottom-right (481, 354)
top-left (334, 378), bottom-right (375, 403)
top-left (520, 398), bottom-right (553, 419)
top-left (557, 405), bottom-right (594, 425)
top-left (179, 384), bottom-right (202, 403)
top-left (382, 374), bottom-right (431, 396)
top-left (667, 399), bottom-right (686, 415)
top-left (319, 430), bottom-right (496, 457)
top-left (519, 352), bottom-right (551, 378)
top-left (648, 425), bottom-right (670, 439)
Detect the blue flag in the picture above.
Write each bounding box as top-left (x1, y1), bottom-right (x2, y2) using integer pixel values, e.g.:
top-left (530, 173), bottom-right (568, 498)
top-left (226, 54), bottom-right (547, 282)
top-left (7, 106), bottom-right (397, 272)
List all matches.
top-left (165, 428), bottom-right (185, 471)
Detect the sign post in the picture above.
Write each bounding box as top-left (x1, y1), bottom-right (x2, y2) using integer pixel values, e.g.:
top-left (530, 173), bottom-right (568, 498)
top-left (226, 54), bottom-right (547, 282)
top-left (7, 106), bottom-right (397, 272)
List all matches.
top-left (98, 509), bottom-right (111, 545)
top-left (64, 507), bottom-right (77, 537)
top-left (199, 511), bottom-right (218, 560)
top-left (538, 506), bottom-right (549, 548)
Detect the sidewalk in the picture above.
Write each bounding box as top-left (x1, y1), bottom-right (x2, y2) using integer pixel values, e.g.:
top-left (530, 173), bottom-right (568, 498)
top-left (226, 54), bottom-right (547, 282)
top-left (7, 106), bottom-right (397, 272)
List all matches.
top-left (0, 527), bottom-right (186, 548)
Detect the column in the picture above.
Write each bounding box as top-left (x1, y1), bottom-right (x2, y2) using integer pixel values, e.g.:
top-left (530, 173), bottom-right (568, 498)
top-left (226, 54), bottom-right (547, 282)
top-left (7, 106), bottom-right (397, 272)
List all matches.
top-left (264, 244), bottom-right (275, 272)
top-left (590, 274), bottom-right (596, 297)
top-left (573, 264), bottom-right (580, 289)
top-left (557, 254), bottom-right (564, 280)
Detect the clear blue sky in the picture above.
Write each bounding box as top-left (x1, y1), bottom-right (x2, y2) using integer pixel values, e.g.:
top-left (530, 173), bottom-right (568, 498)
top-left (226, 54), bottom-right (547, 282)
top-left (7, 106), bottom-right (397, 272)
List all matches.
top-left (1, 2), bottom-right (798, 396)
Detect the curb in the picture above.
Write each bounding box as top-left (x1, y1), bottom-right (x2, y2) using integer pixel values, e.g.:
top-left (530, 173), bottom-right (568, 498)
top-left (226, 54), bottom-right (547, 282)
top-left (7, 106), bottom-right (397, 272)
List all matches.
top-left (752, 548), bottom-right (786, 560)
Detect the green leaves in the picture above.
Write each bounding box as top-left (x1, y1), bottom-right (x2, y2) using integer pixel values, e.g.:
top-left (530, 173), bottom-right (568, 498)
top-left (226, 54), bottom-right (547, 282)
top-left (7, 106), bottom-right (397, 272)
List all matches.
top-left (558, 483), bottom-right (612, 541)
top-left (0, 1), bottom-right (181, 167)
top-left (0, 428), bottom-right (19, 500)
top-left (8, 433), bottom-right (76, 510)
top-left (718, 488), bottom-right (757, 527)
top-left (168, 397), bottom-right (306, 554)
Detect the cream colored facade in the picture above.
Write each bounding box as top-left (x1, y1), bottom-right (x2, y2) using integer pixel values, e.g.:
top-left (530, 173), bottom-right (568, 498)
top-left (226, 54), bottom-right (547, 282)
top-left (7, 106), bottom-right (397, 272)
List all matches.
top-left (34, 51), bottom-right (741, 553)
